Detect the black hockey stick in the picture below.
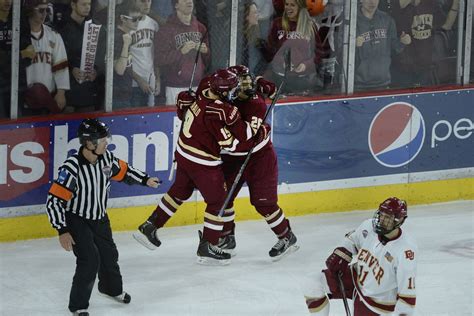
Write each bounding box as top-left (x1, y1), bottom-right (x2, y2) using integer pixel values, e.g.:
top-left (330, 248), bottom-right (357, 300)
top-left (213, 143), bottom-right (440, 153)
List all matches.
top-left (188, 29), bottom-right (209, 92)
top-left (337, 271), bottom-right (352, 316)
top-left (218, 49), bottom-right (291, 217)
top-left (169, 29), bottom-right (209, 181)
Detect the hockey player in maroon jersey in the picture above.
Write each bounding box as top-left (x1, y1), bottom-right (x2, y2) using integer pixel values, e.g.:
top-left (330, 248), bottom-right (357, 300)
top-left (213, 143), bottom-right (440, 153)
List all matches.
top-left (217, 65), bottom-right (298, 261)
top-left (134, 69), bottom-right (256, 265)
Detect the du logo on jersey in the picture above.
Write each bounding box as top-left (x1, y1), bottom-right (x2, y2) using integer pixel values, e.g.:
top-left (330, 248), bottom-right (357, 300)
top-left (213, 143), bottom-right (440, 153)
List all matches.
top-left (369, 102), bottom-right (425, 168)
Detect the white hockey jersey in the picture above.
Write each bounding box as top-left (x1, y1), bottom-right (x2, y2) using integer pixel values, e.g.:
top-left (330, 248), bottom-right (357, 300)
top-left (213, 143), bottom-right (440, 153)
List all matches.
top-left (130, 15), bottom-right (159, 88)
top-left (26, 24), bottom-right (70, 92)
top-left (342, 219), bottom-right (417, 315)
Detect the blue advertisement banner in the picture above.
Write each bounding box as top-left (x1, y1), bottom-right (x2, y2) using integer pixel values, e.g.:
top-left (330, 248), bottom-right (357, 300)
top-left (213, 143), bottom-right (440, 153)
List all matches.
top-left (0, 89), bottom-right (472, 212)
top-left (273, 90), bottom-right (473, 183)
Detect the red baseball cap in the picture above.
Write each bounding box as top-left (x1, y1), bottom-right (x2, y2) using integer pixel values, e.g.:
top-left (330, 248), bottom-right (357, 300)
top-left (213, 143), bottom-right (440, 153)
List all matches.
top-left (24, 83), bottom-right (62, 113)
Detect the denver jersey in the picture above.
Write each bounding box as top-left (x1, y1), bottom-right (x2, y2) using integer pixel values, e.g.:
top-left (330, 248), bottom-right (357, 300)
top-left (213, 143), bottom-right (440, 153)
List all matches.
top-left (342, 219), bottom-right (417, 315)
top-left (26, 24), bottom-right (70, 93)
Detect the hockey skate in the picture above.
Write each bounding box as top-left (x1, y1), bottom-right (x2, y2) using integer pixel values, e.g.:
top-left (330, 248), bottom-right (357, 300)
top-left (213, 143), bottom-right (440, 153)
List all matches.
top-left (133, 220), bottom-right (161, 250)
top-left (71, 309), bottom-right (88, 316)
top-left (196, 231), bottom-right (231, 265)
top-left (269, 231), bottom-right (299, 261)
top-left (217, 234), bottom-right (236, 256)
top-left (99, 291), bottom-right (131, 304)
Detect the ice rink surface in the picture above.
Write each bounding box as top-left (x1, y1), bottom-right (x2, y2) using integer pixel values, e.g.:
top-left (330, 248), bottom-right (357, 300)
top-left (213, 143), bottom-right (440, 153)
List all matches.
top-left (1, 200), bottom-right (473, 316)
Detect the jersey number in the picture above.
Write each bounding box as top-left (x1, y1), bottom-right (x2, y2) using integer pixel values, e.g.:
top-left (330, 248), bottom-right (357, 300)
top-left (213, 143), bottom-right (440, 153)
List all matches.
top-left (358, 265), bottom-right (369, 286)
top-left (182, 111), bottom-right (195, 138)
top-left (408, 277), bottom-right (415, 289)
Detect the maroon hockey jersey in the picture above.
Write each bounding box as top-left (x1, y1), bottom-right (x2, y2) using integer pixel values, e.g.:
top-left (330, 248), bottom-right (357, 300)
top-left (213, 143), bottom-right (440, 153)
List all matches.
top-left (226, 92), bottom-right (272, 155)
top-left (176, 88), bottom-right (252, 167)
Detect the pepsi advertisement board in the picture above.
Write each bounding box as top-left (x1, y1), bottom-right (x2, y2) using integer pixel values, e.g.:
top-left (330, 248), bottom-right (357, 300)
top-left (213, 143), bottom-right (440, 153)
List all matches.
top-left (273, 89), bottom-right (473, 183)
top-left (0, 89), bottom-right (473, 217)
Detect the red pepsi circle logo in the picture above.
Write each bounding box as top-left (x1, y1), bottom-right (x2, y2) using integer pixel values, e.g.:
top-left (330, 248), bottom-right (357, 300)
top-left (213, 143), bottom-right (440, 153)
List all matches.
top-left (369, 102), bottom-right (425, 168)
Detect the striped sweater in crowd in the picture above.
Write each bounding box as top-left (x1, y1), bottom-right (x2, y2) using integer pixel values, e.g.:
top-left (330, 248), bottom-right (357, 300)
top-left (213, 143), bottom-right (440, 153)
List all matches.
top-left (46, 148), bottom-right (149, 235)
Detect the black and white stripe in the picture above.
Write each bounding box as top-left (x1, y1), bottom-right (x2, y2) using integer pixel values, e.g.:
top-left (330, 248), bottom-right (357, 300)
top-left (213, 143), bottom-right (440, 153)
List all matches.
top-left (46, 150), bottom-right (148, 233)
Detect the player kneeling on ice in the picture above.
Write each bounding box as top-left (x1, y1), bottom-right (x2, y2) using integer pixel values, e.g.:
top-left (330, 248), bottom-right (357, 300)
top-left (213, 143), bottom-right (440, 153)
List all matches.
top-left (304, 197), bottom-right (417, 315)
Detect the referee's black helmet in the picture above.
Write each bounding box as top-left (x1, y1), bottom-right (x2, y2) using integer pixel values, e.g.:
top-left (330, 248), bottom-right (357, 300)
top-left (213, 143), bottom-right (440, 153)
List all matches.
top-left (78, 118), bottom-right (110, 145)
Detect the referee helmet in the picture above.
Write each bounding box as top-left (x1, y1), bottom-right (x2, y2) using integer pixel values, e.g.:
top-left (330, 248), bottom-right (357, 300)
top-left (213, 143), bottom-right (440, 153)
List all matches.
top-left (78, 118), bottom-right (110, 145)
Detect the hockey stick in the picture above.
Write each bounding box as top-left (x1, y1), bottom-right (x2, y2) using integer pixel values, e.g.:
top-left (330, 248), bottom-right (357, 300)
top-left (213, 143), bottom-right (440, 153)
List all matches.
top-left (337, 271), bottom-right (352, 316)
top-left (168, 29), bottom-right (209, 181)
top-left (217, 49), bottom-right (291, 217)
top-left (189, 29), bottom-right (209, 92)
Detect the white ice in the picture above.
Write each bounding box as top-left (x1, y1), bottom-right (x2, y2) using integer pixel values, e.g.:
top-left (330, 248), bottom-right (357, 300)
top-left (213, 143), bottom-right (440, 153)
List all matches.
top-left (1, 200), bottom-right (473, 316)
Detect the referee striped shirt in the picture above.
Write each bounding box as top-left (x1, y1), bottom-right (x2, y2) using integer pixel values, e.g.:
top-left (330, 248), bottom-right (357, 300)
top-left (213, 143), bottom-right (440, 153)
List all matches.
top-left (46, 148), bottom-right (149, 234)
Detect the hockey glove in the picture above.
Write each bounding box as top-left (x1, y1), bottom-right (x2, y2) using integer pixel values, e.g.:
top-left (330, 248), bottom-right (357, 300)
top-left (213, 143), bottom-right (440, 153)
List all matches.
top-left (177, 90), bottom-right (196, 110)
top-left (256, 77), bottom-right (277, 99)
top-left (254, 123), bottom-right (271, 144)
top-left (206, 101), bottom-right (241, 126)
top-left (325, 247), bottom-right (353, 275)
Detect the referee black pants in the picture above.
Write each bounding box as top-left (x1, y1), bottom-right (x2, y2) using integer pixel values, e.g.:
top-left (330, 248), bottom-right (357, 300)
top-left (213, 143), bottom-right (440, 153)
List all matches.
top-left (66, 213), bottom-right (123, 312)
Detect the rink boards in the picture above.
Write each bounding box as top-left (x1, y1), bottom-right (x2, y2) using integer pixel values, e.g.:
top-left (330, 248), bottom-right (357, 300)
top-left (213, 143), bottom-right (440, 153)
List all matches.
top-left (0, 88), bottom-right (473, 241)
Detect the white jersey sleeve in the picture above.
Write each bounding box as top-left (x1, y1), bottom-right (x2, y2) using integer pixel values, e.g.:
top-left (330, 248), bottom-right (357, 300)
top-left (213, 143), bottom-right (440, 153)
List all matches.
top-left (339, 219), bottom-right (371, 255)
top-left (394, 237), bottom-right (418, 315)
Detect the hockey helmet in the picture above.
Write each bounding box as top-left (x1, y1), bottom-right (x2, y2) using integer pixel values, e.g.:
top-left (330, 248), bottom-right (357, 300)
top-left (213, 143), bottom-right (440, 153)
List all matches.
top-left (209, 69), bottom-right (239, 101)
top-left (228, 65), bottom-right (250, 77)
top-left (372, 197), bottom-right (407, 235)
top-left (228, 65), bottom-right (256, 97)
top-left (78, 118), bottom-right (110, 145)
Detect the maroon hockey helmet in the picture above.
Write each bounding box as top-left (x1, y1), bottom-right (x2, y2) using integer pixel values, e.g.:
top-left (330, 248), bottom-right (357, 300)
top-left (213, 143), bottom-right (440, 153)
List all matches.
top-left (228, 65), bottom-right (256, 97)
top-left (209, 69), bottom-right (239, 101)
top-left (373, 197), bottom-right (407, 235)
top-left (228, 65), bottom-right (250, 76)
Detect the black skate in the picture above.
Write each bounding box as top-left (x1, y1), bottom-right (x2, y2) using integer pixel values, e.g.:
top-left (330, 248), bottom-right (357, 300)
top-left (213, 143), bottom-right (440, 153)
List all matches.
top-left (217, 234), bottom-right (236, 256)
top-left (269, 231), bottom-right (299, 261)
top-left (133, 220), bottom-right (161, 250)
top-left (196, 231), bottom-right (231, 265)
top-left (99, 291), bottom-right (131, 304)
top-left (72, 310), bottom-right (88, 316)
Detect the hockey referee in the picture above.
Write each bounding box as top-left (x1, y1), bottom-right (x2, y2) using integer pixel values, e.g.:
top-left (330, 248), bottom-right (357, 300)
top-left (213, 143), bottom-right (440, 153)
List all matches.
top-left (46, 118), bottom-right (160, 316)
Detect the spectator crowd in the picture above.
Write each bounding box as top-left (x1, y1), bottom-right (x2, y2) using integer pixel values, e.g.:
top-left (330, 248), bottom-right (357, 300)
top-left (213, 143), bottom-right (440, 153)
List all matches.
top-left (0, 0), bottom-right (469, 120)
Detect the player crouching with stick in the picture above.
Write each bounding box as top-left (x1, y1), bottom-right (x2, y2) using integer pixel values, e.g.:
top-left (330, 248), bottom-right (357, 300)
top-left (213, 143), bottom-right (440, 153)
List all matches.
top-left (304, 197), bottom-right (417, 315)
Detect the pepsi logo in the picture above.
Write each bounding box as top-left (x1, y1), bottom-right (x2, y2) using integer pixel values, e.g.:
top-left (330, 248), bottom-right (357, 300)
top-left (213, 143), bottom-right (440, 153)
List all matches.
top-left (369, 102), bottom-right (425, 168)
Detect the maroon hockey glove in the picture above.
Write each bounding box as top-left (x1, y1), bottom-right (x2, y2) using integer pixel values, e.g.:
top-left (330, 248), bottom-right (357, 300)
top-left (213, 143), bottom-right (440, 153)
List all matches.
top-left (254, 123), bottom-right (271, 144)
top-left (325, 247), bottom-right (353, 274)
top-left (177, 90), bottom-right (196, 110)
top-left (206, 101), bottom-right (241, 126)
top-left (256, 77), bottom-right (277, 99)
